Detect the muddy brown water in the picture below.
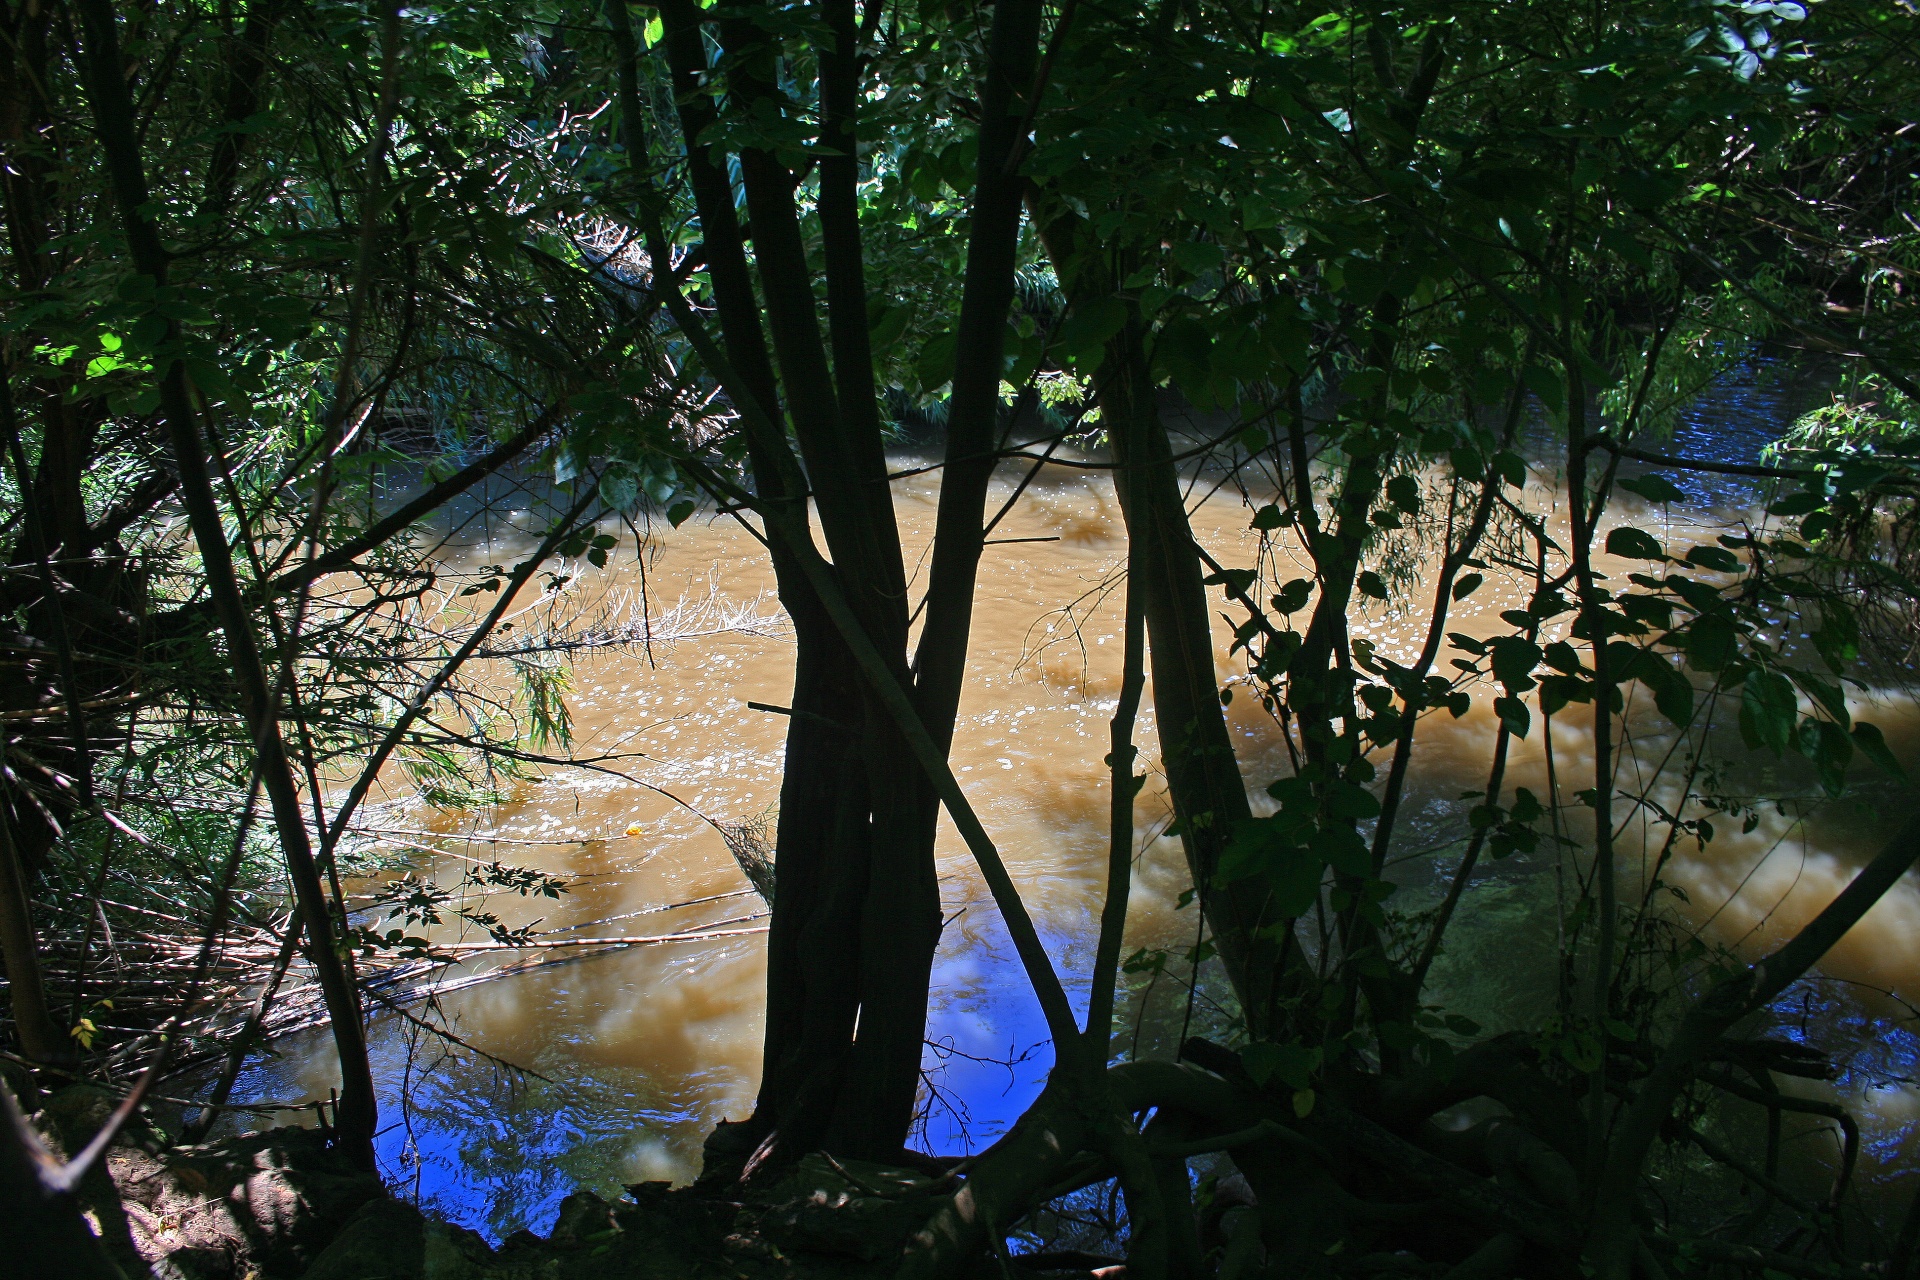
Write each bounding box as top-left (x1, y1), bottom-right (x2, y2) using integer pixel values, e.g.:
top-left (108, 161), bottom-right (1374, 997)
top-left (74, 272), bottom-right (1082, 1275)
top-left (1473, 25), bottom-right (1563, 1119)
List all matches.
top-left (208, 408), bottom-right (1920, 1241)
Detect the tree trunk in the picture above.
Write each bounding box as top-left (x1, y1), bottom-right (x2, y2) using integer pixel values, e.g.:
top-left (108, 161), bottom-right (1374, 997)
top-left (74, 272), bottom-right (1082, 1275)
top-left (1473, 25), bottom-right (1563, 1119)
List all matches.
top-left (1097, 313), bottom-right (1282, 1035)
top-left (0, 809), bottom-right (66, 1064)
top-left (74, 0), bottom-right (378, 1170)
top-left (642, 0), bottom-right (887, 1167)
top-left (647, 0), bottom-right (1043, 1164)
top-left (1030, 217), bottom-right (1285, 1035)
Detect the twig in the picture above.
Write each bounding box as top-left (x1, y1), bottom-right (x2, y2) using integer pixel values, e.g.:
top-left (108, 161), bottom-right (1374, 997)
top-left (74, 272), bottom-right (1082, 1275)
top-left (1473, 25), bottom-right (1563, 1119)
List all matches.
top-left (416, 923), bottom-right (767, 955)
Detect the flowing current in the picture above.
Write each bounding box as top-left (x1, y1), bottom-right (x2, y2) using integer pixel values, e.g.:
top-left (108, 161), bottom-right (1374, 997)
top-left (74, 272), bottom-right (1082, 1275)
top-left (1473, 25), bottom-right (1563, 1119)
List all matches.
top-left (207, 369), bottom-right (1920, 1241)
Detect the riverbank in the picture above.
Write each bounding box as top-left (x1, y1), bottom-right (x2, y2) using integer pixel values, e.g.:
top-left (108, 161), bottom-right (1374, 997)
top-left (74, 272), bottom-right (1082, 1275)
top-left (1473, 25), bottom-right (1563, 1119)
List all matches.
top-left (42, 1077), bottom-right (1046, 1280)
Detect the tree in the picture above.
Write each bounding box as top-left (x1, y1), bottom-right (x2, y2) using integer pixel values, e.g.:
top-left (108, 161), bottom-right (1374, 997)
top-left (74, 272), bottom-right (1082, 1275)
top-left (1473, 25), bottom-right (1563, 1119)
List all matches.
top-left (600, 0), bottom-right (1052, 1165)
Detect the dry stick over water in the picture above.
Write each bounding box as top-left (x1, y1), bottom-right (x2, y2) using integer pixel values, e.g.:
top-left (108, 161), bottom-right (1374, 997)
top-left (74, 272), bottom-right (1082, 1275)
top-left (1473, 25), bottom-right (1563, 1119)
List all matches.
top-left (1088, 550), bottom-right (1147, 1051)
top-left (74, 0), bottom-right (378, 1169)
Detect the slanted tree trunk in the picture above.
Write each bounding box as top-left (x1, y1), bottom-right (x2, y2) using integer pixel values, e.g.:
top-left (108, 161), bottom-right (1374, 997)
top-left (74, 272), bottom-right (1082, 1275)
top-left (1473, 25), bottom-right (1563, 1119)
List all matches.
top-left (1029, 217), bottom-right (1289, 1035)
top-left (74, 0), bottom-right (378, 1170)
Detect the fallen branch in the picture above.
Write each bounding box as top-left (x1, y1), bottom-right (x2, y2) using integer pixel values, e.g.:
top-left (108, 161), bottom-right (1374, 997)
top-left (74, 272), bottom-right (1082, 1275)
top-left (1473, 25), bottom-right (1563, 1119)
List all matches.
top-left (416, 922), bottom-right (768, 956)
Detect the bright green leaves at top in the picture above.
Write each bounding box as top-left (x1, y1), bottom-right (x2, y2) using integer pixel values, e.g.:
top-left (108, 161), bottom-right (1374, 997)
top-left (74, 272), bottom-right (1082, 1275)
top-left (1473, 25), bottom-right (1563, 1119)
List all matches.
top-left (51, 271), bottom-right (314, 420)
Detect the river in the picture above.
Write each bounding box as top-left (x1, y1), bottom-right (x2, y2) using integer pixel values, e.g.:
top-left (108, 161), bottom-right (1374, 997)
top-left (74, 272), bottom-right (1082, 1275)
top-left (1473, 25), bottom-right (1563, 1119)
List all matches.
top-left (200, 364), bottom-right (1920, 1242)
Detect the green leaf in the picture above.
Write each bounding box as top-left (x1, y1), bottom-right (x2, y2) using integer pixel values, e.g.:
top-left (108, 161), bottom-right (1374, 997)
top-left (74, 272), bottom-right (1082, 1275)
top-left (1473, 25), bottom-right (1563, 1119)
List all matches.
top-left (1268, 846), bottom-right (1324, 916)
top-left (916, 331), bottom-right (958, 393)
top-left (1521, 364), bottom-right (1564, 413)
top-left (1324, 782), bottom-right (1381, 821)
top-left (868, 304), bottom-right (911, 354)
top-left (1272, 578), bottom-right (1313, 614)
top-left (1649, 661), bottom-right (1695, 728)
top-left (1386, 474), bottom-right (1421, 515)
top-left (1812, 604), bottom-right (1860, 673)
top-left (1685, 545), bottom-right (1741, 573)
top-left (1767, 491), bottom-right (1824, 517)
top-left (1171, 241), bottom-right (1226, 275)
top-left (1740, 670), bottom-right (1798, 756)
top-left (1685, 615), bottom-right (1737, 673)
top-left (1052, 298), bottom-right (1128, 364)
top-left (1251, 504), bottom-right (1286, 531)
top-left (1614, 167), bottom-right (1679, 210)
top-left (1241, 1040), bottom-right (1319, 1090)
top-left (1489, 637), bottom-right (1542, 690)
top-left (1852, 722), bottom-right (1904, 778)
top-left (1544, 641), bottom-right (1582, 673)
top-left (1792, 671), bottom-right (1850, 726)
top-left (1311, 823), bottom-right (1371, 875)
top-left (1599, 227), bottom-right (1653, 268)
top-left (1606, 527), bottom-right (1666, 561)
top-left (667, 500), bottom-right (696, 528)
top-left (1798, 717), bottom-right (1853, 796)
top-left (1494, 695), bottom-right (1531, 738)
top-left (1343, 368), bottom-right (1386, 401)
top-left (1452, 573), bottom-right (1484, 601)
top-left (1619, 473), bottom-right (1687, 503)
top-left (1152, 316), bottom-right (1212, 386)
top-left (1491, 450), bottom-right (1526, 488)
top-left (1203, 566), bottom-right (1257, 596)
top-left (939, 139), bottom-right (979, 190)
top-left (1357, 571), bottom-right (1389, 600)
